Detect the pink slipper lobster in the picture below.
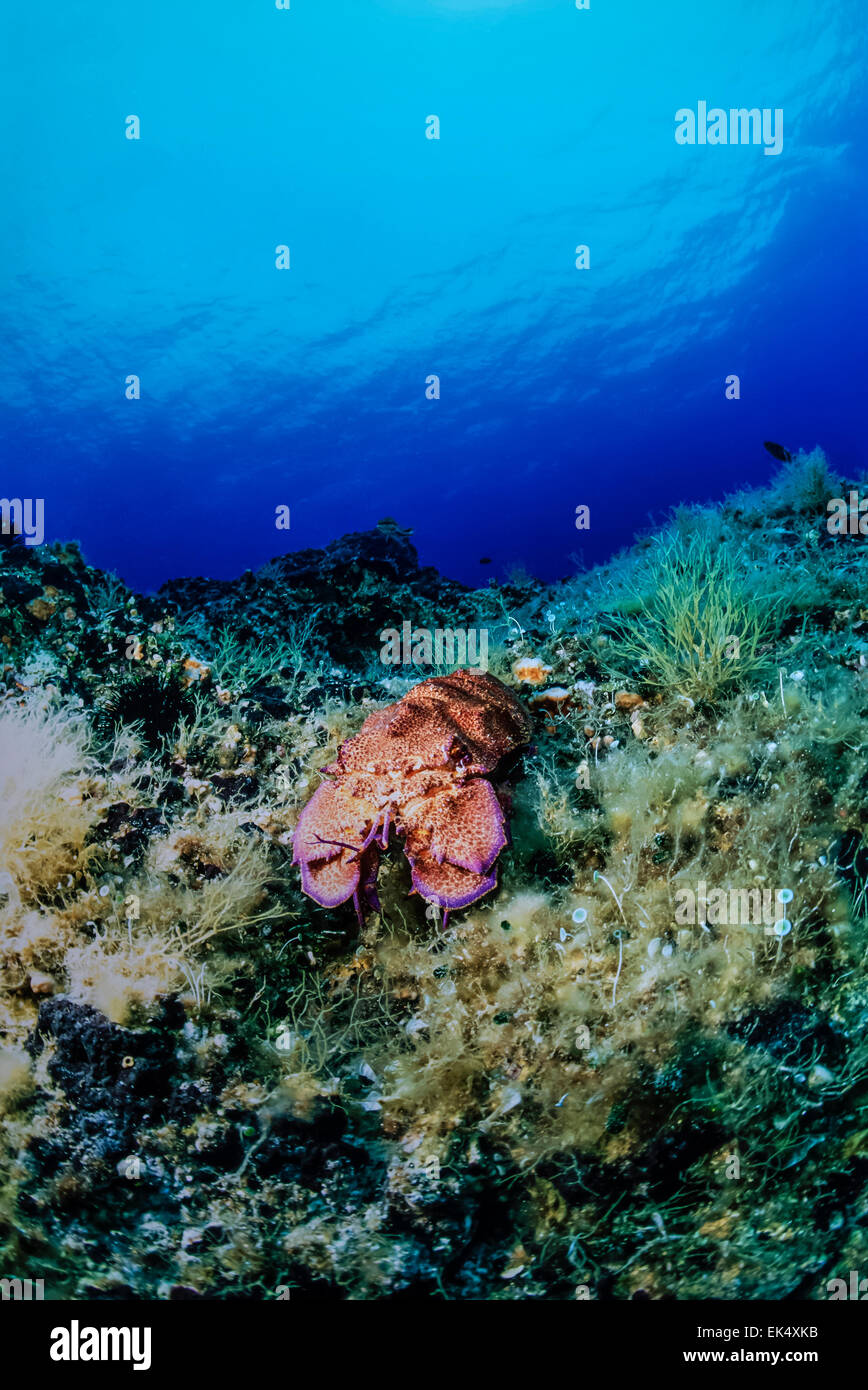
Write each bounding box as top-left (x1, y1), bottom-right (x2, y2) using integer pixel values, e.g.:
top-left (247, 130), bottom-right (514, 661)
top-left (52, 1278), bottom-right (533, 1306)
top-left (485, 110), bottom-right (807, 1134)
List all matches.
top-left (292, 669), bottom-right (531, 926)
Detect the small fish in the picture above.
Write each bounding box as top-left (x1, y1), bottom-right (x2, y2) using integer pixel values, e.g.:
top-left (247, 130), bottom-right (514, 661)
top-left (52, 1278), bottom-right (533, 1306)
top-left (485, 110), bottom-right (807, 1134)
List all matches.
top-left (376, 516), bottom-right (414, 539)
top-left (764, 441), bottom-right (793, 463)
top-left (479, 556), bottom-right (492, 565)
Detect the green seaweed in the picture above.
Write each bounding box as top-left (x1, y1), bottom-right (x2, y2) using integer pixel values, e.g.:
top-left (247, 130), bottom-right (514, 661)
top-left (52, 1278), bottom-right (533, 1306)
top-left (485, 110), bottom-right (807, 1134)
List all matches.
top-left (2, 449), bottom-right (868, 1300)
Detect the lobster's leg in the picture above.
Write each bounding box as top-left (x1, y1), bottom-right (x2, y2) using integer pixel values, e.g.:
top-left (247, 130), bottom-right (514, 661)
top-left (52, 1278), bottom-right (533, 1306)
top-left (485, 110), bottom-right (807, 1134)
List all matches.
top-left (314, 814), bottom-right (382, 861)
top-left (358, 817), bottom-right (383, 853)
top-left (313, 833), bottom-right (365, 856)
top-left (352, 887), bottom-right (365, 931)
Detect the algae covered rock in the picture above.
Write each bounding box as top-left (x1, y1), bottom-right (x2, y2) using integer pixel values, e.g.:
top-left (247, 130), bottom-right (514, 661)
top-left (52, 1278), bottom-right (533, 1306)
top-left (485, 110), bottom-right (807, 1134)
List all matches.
top-left (2, 453), bottom-right (868, 1300)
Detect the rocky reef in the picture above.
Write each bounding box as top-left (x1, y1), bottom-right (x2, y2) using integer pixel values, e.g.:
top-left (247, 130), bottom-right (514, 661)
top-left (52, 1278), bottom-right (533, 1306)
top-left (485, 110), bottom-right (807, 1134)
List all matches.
top-left (2, 448), bottom-right (868, 1300)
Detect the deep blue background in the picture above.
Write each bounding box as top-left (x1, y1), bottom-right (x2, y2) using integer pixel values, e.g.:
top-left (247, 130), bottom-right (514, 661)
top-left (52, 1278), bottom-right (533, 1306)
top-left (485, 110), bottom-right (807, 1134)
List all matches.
top-left (2, 0), bottom-right (866, 591)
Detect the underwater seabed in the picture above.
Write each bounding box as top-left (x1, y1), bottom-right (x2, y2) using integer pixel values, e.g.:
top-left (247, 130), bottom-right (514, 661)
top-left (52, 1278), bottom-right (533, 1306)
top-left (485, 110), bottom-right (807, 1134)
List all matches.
top-left (1, 447), bottom-right (868, 1300)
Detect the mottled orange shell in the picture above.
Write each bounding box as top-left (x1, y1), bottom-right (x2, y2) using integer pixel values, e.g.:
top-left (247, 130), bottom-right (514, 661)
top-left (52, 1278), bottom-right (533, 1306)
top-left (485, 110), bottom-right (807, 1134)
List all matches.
top-left (293, 670), bottom-right (530, 917)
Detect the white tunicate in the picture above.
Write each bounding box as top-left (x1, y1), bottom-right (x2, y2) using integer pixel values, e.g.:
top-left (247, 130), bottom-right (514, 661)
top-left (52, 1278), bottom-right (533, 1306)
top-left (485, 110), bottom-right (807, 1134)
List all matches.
top-left (647, 938), bottom-right (661, 958)
top-left (809, 1065), bottom-right (834, 1088)
top-left (661, 943), bottom-right (674, 958)
top-left (777, 888), bottom-right (794, 904)
top-left (773, 919), bottom-right (792, 937)
top-left (499, 1088), bottom-right (522, 1115)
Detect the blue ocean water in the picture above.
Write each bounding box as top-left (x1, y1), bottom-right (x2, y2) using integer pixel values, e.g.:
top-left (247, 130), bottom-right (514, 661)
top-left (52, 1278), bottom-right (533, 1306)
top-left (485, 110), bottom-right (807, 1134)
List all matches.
top-left (2, 0), bottom-right (866, 593)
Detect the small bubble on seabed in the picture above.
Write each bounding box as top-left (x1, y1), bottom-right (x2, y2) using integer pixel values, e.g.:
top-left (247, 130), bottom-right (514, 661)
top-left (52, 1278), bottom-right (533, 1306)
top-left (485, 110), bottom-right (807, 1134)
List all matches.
top-left (572, 908), bottom-right (588, 924)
